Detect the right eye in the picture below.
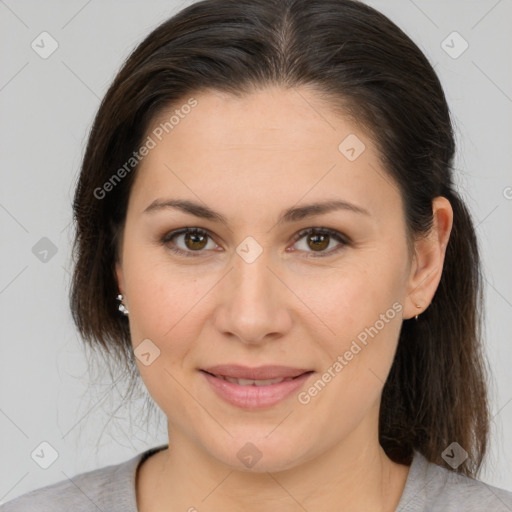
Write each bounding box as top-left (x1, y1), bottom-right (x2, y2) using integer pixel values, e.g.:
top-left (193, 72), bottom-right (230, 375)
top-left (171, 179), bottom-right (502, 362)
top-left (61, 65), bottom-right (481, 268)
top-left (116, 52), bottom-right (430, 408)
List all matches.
top-left (160, 227), bottom-right (220, 257)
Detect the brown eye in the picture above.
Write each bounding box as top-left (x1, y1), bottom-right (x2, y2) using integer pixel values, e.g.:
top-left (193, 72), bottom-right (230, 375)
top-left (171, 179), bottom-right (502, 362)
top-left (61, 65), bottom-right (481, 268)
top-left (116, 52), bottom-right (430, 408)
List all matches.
top-left (292, 227), bottom-right (349, 258)
top-left (161, 227), bottom-right (217, 257)
top-left (184, 231), bottom-right (208, 250)
top-left (306, 233), bottom-right (330, 252)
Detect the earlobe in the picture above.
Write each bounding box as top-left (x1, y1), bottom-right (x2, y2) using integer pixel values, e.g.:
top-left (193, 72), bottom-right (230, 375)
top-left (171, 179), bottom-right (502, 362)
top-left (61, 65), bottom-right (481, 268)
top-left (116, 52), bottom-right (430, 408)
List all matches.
top-left (403, 196), bottom-right (453, 319)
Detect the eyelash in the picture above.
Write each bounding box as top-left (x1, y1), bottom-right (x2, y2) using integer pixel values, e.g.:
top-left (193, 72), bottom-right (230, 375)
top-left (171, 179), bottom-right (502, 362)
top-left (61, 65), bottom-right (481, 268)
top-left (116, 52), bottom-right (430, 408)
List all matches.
top-left (160, 227), bottom-right (349, 259)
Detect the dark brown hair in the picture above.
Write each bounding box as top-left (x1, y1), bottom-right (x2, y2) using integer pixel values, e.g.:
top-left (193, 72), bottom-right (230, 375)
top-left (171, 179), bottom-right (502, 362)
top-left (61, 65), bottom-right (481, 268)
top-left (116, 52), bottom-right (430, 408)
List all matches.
top-left (70, 0), bottom-right (490, 476)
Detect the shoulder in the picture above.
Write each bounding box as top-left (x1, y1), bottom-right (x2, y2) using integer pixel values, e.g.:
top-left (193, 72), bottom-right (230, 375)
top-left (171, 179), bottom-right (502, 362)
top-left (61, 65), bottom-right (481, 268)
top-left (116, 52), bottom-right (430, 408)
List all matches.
top-left (0, 458), bottom-right (139, 512)
top-left (397, 450), bottom-right (512, 512)
top-left (0, 447), bottom-right (162, 512)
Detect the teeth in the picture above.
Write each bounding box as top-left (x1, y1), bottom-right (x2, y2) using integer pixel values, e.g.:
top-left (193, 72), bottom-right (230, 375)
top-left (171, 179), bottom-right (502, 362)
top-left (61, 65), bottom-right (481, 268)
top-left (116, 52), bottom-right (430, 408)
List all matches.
top-left (219, 376), bottom-right (294, 386)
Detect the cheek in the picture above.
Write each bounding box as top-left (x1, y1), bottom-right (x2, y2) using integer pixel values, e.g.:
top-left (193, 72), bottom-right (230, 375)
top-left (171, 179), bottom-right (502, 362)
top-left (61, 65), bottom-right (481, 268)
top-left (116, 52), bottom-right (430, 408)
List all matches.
top-left (308, 255), bottom-right (405, 339)
top-left (295, 267), bottom-right (404, 442)
top-left (121, 235), bottom-right (215, 357)
top-left (122, 269), bottom-right (235, 430)
top-left (123, 257), bottom-right (212, 414)
top-left (305, 248), bottom-right (406, 390)
top-left (127, 267), bottom-right (209, 345)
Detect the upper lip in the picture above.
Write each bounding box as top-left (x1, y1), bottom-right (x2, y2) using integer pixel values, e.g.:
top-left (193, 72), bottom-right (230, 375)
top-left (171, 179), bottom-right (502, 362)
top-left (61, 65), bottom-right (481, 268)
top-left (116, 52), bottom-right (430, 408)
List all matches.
top-left (201, 365), bottom-right (311, 380)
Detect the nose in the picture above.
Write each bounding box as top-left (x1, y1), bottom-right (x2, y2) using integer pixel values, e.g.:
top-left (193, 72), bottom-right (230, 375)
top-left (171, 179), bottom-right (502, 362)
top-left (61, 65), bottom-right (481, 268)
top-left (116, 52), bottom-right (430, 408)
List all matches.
top-left (212, 248), bottom-right (293, 345)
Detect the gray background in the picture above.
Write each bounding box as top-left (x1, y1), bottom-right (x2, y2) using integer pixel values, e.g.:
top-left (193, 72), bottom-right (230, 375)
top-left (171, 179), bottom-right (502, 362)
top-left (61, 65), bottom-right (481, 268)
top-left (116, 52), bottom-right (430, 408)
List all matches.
top-left (1, 0), bottom-right (511, 504)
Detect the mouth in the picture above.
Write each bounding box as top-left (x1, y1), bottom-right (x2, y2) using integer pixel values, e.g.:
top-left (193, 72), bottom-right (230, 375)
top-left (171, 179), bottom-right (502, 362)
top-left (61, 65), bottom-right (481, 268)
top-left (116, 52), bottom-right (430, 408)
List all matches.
top-left (201, 371), bottom-right (309, 386)
top-left (199, 365), bottom-right (314, 409)
top-left (201, 364), bottom-right (312, 381)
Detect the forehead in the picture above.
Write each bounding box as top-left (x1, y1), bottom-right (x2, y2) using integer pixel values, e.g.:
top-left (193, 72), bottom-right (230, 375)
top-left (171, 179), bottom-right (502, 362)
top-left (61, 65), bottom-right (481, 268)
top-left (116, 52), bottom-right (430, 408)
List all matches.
top-left (128, 87), bottom-right (400, 223)
top-left (149, 86), bottom-right (357, 155)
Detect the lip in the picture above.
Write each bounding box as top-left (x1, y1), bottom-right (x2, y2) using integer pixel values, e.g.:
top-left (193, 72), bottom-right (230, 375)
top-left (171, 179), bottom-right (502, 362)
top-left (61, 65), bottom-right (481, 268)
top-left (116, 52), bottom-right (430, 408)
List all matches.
top-left (200, 366), bottom-right (314, 410)
top-left (202, 364), bottom-right (310, 380)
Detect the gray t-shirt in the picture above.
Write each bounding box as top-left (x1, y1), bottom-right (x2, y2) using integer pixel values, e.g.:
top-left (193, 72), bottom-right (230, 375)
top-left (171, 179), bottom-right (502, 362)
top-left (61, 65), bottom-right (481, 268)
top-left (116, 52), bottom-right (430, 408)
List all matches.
top-left (3, 445), bottom-right (512, 511)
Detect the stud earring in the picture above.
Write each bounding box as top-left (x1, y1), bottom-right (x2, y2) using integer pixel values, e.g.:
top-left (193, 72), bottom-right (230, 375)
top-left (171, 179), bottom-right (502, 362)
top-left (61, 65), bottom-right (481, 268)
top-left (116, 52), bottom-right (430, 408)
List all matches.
top-left (414, 303), bottom-right (422, 321)
top-left (117, 294), bottom-right (129, 316)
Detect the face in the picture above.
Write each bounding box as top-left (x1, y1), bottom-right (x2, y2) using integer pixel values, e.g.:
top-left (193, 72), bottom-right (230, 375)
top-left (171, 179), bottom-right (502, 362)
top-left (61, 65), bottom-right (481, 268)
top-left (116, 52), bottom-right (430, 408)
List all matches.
top-left (115, 86), bottom-right (417, 472)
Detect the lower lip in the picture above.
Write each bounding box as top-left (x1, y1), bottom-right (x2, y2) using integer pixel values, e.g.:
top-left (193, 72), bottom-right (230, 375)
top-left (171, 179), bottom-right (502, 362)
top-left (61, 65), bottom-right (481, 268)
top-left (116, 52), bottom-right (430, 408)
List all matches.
top-left (201, 371), bottom-right (313, 409)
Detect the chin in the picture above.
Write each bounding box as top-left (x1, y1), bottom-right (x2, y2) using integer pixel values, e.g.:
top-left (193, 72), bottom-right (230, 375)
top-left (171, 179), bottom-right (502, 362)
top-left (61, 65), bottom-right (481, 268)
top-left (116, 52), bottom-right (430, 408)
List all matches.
top-left (203, 430), bottom-right (313, 474)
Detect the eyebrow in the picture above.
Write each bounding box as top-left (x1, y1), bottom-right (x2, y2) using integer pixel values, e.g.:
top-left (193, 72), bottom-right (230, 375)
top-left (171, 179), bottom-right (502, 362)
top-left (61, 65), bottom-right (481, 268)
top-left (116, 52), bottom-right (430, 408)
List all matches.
top-left (143, 198), bottom-right (370, 225)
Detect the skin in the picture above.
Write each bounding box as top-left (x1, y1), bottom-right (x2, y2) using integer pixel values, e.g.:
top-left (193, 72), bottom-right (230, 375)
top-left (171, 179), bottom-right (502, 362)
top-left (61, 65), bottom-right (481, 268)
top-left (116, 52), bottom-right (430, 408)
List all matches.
top-left (115, 86), bottom-right (453, 512)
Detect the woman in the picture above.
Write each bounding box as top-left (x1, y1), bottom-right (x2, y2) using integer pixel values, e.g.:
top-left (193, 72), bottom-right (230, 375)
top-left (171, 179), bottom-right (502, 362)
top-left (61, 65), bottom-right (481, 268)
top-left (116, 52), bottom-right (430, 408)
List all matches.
top-left (4, 0), bottom-right (512, 510)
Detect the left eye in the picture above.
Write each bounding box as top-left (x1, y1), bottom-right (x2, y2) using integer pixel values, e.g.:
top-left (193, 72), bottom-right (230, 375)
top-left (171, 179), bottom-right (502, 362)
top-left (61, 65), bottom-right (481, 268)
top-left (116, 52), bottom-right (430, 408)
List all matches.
top-left (161, 227), bottom-right (348, 258)
top-left (289, 227), bottom-right (349, 258)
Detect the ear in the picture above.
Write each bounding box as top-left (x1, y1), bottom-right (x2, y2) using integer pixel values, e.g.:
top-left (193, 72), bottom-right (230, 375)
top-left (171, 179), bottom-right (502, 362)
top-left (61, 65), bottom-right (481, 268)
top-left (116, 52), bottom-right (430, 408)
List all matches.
top-left (115, 260), bottom-right (125, 295)
top-left (403, 196), bottom-right (453, 319)
top-left (114, 229), bottom-right (125, 295)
